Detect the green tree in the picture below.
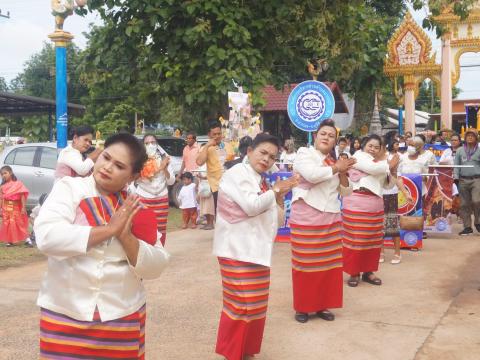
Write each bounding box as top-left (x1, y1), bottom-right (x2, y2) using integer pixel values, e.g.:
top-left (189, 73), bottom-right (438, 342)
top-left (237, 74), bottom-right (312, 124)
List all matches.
top-left (78, 0), bottom-right (407, 133)
top-left (0, 77), bottom-right (7, 91)
top-left (8, 42), bottom-right (88, 141)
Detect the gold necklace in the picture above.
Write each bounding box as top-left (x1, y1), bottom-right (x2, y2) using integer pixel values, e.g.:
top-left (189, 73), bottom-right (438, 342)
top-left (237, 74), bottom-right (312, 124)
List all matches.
top-left (98, 195), bottom-right (121, 226)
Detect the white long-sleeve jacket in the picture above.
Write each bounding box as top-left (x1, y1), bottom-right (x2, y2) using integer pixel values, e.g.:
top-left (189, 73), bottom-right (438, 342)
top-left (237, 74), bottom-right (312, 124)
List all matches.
top-left (350, 150), bottom-right (394, 196)
top-left (55, 145), bottom-right (94, 180)
top-left (292, 146), bottom-right (352, 213)
top-left (212, 161), bottom-right (279, 267)
top-left (35, 175), bottom-right (170, 322)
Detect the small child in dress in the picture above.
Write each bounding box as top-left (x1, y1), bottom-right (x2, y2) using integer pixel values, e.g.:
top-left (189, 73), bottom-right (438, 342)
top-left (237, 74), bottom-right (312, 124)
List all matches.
top-left (178, 172), bottom-right (198, 229)
top-left (27, 193), bottom-right (48, 247)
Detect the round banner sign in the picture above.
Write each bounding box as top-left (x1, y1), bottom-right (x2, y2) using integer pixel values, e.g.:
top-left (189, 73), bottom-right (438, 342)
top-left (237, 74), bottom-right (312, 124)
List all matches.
top-left (287, 81), bottom-right (335, 132)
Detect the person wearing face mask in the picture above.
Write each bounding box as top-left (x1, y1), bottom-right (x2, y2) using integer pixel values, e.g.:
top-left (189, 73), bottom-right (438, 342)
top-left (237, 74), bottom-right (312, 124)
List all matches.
top-left (343, 134), bottom-right (399, 287)
top-left (134, 134), bottom-right (175, 245)
top-left (55, 125), bottom-right (102, 181)
top-left (213, 133), bottom-right (299, 360)
top-left (289, 119), bottom-right (356, 324)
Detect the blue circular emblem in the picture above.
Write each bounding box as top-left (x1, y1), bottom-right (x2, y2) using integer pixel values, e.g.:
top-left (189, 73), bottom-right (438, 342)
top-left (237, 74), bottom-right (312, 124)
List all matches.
top-left (287, 81), bottom-right (335, 132)
top-left (435, 218), bottom-right (448, 232)
top-left (404, 232), bottom-right (419, 246)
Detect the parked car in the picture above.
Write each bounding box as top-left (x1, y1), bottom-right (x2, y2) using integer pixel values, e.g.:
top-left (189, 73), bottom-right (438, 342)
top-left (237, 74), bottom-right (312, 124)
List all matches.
top-left (0, 136), bottom-right (188, 210)
top-left (0, 142), bottom-right (59, 210)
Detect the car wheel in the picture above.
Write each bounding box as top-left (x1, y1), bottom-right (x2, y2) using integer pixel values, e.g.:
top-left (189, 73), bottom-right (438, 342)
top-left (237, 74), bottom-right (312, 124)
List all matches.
top-left (169, 181), bottom-right (183, 208)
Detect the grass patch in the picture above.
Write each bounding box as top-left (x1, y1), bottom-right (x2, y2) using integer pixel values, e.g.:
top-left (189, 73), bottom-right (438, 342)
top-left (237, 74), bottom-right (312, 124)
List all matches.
top-left (167, 207), bottom-right (184, 232)
top-left (0, 207), bottom-right (184, 270)
top-left (0, 243), bottom-right (45, 270)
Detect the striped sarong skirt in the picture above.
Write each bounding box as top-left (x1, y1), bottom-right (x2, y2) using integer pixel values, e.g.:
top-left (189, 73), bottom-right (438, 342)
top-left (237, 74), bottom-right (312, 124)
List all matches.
top-left (342, 192), bottom-right (384, 275)
top-left (290, 215), bottom-right (343, 313)
top-left (140, 196), bottom-right (169, 245)
top-left (216, 258), bottom-right (270, 360)
top-left (40, 305), bottom-right (146, 360)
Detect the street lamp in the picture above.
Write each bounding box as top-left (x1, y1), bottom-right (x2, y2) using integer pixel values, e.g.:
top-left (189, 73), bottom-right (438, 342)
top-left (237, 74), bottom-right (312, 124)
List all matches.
top-left (49, 0), bottom-right (86, 147)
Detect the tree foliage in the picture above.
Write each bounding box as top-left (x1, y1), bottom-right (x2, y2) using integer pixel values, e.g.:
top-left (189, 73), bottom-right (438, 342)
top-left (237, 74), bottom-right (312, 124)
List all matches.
top-left (78, 0), bottom-right (408, 132)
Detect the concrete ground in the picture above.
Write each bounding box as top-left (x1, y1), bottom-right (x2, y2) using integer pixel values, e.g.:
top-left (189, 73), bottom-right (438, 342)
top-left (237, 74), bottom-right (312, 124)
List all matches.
top-left (0, 225), bottom-right (479, 360)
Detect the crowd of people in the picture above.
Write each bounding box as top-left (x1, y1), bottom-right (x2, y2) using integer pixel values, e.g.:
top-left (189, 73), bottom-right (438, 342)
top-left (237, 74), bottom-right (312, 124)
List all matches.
top-left (0, 119), bottom-right (479, 360)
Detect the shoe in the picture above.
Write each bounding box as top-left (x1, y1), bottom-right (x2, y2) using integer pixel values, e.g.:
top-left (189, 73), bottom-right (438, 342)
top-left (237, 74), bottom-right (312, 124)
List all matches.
top-left (25, 240), bottom-right (34, 248)
top-left (391, 254), bottom-right (402, 265)
top-left (202, 224), bottom-right (214, 230)
top-left (459, 227), bottom-right (473, 236)
top-left (422, 232), bottom-right (428, 239)
top-left (5, 242), bottom-right (13, 247)
top-left (316, 310), bottom-right (335, 321)
top-left (347, 275), bottom-right (360, 287)
top-left (294, 312), bottom-right (309, 323)
top-left (379, 254), bottom-right (385, 263)
top-left (475, 224), bottom-right (480, 233)
top-left (361, 272), bottom-right (382, 285)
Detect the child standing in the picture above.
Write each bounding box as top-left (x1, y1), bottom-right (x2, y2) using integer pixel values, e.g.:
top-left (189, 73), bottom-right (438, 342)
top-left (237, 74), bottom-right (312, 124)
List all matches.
top-left (0, 166), bottom-right (29, 246)
top-left (178, 172), bottom-right (198, 229)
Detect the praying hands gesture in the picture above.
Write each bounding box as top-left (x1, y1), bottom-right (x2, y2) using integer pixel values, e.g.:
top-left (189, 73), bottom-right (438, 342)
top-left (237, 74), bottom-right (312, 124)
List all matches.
top-left (272, 174), bottom-right (300, 206)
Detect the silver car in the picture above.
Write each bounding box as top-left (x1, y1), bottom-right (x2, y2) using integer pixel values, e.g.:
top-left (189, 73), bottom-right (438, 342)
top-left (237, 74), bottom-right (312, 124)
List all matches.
top-left (0, 142), bottom-right (59, 210)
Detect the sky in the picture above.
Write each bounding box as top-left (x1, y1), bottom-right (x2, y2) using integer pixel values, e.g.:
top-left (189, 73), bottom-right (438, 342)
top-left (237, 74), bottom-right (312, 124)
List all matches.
top-left (0, 1), bottom-right (479, 100)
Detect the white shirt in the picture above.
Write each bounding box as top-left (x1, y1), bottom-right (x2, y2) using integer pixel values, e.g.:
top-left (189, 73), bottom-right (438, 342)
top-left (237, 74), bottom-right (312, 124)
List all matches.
top-left (383, 153), bottom-right (399, 195)
top-left (212, 161), bottom-right (279, 267)
top-left (135, 156), bottom-right (175, 198)
top-left (35, 175), bottom-right (170, 322)
top-left (55, 145), bottom-right (94, 180)
top-left (398, 150), bottom-right (437, 175)
top-left (292, 147), bottom-right (351, 213)
top-left (280, 151), bottom-right (296, 164)
top-left (178, 183), bottom-right (197, 209)
top-left (351, 151), bottom-right (393, 196)
top-left (438, 148), bottom-right (454, 165)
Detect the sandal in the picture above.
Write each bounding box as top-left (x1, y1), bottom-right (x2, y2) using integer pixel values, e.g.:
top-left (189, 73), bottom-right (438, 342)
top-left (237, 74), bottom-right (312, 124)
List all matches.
top-left (361, 272), bottom-right (382, 285)
top-left (391, 254), bottom-right (402, 265)
top-left (347, 275), bottom-right (360, 287)
top-left (317, 309), bottom-right (335, 321)
top-left (294, 312), bottom-right (309, 323)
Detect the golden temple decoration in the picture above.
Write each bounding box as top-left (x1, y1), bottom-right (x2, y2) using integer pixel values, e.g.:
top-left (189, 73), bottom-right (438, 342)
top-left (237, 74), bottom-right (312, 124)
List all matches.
top-left (384, 12), bottom-right (441, 98)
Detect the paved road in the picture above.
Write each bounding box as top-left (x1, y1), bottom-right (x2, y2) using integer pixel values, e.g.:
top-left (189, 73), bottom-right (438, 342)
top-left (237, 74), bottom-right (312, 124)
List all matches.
top-left (0, 225), bottom-right (479, 360)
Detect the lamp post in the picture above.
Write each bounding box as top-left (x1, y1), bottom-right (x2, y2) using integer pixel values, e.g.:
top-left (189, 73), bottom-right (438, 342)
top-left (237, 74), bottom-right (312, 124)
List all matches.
top-left (394, 77), bottom-right (405, 136)
top-left (49, 0), bottom-right (86, 148)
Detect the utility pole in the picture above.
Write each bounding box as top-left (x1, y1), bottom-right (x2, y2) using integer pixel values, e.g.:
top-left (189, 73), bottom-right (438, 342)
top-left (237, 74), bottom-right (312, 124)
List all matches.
top-left (0, 9), bottom-right (11, 19)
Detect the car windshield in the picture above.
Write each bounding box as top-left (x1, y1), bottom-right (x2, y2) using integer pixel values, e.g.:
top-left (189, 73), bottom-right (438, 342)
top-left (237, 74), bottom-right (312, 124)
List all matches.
top-left (157, 138), bottom-right (184, 157)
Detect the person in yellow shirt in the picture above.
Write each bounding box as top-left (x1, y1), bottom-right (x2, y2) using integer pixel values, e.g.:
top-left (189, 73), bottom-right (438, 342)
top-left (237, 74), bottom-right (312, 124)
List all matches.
top-left (196, 120), bottom-right (234, 229)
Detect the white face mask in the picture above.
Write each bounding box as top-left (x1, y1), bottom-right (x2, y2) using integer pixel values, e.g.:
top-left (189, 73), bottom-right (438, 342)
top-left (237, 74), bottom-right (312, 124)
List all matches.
top-left (146, 143), bottom-right (157, 157)
top-left (407, 146), bottom-right (417, 155)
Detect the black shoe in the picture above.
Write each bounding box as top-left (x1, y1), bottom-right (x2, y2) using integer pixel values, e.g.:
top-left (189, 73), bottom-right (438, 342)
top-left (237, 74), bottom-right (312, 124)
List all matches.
top-left (475, 224), bottom-right (480, 233)
top-left (361, 272), bottom-right (382, 285)
top-left (459, 227), bottom-right (474, 236)
top-left (316, 310), bottom-right (335, 321)
top-left (294, 312), bottom-right (309, 323)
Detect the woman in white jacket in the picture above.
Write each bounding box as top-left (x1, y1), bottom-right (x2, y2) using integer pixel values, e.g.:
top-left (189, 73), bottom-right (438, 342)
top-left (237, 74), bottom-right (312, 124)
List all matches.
top-left (55, 125), bottom-right (102, 180)
top-left (135, 134), bottom-right (175, 245)
top-left (289, 119), bottom-right (355, 324)
top-left (343, 134), bottom-right (399, 287)
top-left (213, 133), bottom-right (298, 360)
top-left (35, 133), bottom-right (169, 359)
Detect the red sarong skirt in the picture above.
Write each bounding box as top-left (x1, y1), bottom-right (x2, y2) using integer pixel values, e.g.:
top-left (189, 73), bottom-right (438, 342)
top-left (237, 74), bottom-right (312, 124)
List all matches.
top-left (342, 192), bottom-right (384, 275)
top-left (290, 214), bottom-right (343, 313)
top-left (216, 258), bottom-right (270, 360)
top-left (40, 305), bottom-right (146, 360)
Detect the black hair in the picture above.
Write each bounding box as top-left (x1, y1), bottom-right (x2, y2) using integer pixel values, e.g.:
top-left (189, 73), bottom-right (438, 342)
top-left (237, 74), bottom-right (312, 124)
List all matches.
top-left (39, 193), bottom-right (48, 206)
top-left (338, 137), bottom-right (347, 144)
top-left (387, 138), bottom-right (400, 152)
top-left (415, 134), bottom-right (426, 143)
top-left (71, 125), bottom-right (94, 138)
top-left (239, 136), bottom-right (253, 156)
top-left (251, 133), bottom-right (280, 150)
top-left (181, 171), bottom-right (194, 180)
top-left (207, 119), bottom-right (222, 132)
top-left (450, 133), bottom-right (460, 140)
top-left (104, 133), bottom-right (148, 174)
top-left (0, 165), bottom-right (17, 184)
top-left (143, 133), bottom-right (158, 144)
top-left (186, 131), bottom-right (197, 140)
top-left (361, 134), bottom-right (382, 150)
top-left (317, 119), bottom-right (337, 136)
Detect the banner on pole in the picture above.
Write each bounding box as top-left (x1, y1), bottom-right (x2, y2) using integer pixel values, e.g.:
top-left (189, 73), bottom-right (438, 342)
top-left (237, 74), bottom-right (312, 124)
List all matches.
top-left (266, 172), bottom-right (293, 242)
top-left (424, 166), bottom-right (454, 234)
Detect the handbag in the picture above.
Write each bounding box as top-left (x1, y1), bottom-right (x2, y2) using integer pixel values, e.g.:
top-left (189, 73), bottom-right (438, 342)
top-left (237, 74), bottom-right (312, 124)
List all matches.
top-left (198, 180), bottom-right (212, 198)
